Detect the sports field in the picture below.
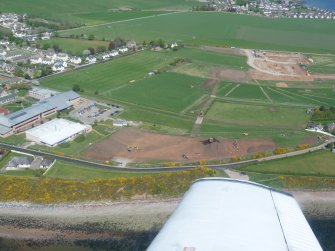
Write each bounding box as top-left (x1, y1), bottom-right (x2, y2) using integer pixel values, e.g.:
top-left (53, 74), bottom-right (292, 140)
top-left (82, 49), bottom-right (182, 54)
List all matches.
top-left (60, 12), bottom-right (335, 53)
top-left (40, 46), bottom-right (333, 143)
top-left (205, 101), bottom-right (310, 129)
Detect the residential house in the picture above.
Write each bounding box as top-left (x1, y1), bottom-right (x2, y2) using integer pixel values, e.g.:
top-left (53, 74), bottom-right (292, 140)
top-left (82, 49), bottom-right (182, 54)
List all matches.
top-left (56, 53), bottom-right (69, 62)
top-left (30, 56), bottom-right (43, 64)
top-left (69, 56), bottom-right (82, 64)
top-left (109, 50), bottom-right (119, 57)
top-left (52, 62), bottom-right (65, 72)
top-left (42, 58), bottom-right (53, 65)
top-left (126, 40), bottom-right (137, 50)
top-left (102, 53), bottom-right (110, 60)
top-left (118, 47), bottom-right (128, 53)
top-left (85, 55), bottom-right (96, 64)
top-left (6, 156), bottom-right (34, 170)
top-left (40, 158), bottom-right (54, 169)
top-left (0, 93), bottom-right (16, 105)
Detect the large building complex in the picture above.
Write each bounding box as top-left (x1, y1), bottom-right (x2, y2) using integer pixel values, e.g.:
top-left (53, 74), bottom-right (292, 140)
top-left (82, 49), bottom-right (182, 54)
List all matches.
top-left (148, 178), bottom-right (323, 251)
top-left (26, 118), bottom-right (91, 147)
top-left (0, 91), bottom-right (80, 137)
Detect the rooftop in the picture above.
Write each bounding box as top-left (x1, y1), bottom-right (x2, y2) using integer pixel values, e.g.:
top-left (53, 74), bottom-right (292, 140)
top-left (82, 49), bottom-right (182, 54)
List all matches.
top-left (26, 118), bottom-right (88, 146)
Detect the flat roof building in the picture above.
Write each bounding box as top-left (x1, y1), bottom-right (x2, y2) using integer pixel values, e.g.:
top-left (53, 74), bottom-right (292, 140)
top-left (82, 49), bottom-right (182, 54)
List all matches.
top-left (148, 178), bottom-right (323, 251)
top-left (28, 87), bottom-right (59, 100)
top-left (0, 91), bottom-right (80, 137)
top-left (26, 118), bottom-right (91, 147)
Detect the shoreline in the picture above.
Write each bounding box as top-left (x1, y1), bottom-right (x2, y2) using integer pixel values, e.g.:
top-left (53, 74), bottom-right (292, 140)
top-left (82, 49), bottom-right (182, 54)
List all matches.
top-left (0, 191), bottom-right (334, 241)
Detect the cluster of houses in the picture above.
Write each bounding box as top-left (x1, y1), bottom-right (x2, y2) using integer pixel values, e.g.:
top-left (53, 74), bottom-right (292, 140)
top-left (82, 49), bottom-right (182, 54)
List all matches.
top-left (207, 0), bottom-right (335, 19)
top-left (5, 155), bottom-right (54, 171)
top-left (0, 12), bottom-right (51, 40)
top-left (291, 12), bottom-right (335, 20)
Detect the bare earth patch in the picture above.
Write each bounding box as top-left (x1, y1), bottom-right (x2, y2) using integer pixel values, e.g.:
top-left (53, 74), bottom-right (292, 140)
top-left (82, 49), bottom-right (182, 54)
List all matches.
top-left (83, 128), bottom-right (276, 163)
top-left (210, 68), bottom-right (251, 82)
top-left (276, 82), bottom-right (289, 88)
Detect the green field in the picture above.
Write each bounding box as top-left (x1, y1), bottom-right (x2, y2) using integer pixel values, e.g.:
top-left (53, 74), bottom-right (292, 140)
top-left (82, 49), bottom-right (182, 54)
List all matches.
top-left (205, 101), bottom-right (310, 129)
top-left (38, 38), bottom-right (109, 55)
top-left (60, 12), bottom-right (335, 53)
top-left (239, 150), bottom-right (335, 177)
top-left (45, 160), bottom-right (158, 180)
top-left (109, 72), bottom-right (207, 112)
top-left (40, 46), bottom-right (332, 142)
top-left (307, 55), bottom-right (335, 74)
top-left (0, 0), bottom-right (195, 23)
top-left (29, 131), bottom-right (105, 158)
top-left (41, 50), bottom-right (174, 93)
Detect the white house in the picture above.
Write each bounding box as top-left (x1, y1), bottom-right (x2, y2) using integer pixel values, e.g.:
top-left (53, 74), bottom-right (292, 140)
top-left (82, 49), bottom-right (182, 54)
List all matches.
top-left (85, 55), bottom-right (96, 64)
top-left (30, 56), bottom-right (42, 64)
top-left (42, 58), bottom-right (53, 65)
top-left (102, 53), bottom-right (110, 60)
top-left (109, 50), bottom-right (119, 57)
top-left (170, 42), bottom-right (178, 48)
top-left (0, 50), bottom-right (7, 57)
top-left (52, 62), bottom-right (65, 72)
top-left (70, 56), bottom-right (82, 64)
top-left (118, 47), bottom-right (128, 53)
top-left (6, 156), bottom-right (33, 170)
top-left (56, 53), bottom-right (69, 62)
top-left (113, 119), bottom-right (128, 127)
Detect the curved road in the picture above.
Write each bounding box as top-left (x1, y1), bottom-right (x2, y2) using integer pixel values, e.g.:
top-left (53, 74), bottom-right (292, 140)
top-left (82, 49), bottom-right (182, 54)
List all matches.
top-left (0, 137), bottom-right (333, 173)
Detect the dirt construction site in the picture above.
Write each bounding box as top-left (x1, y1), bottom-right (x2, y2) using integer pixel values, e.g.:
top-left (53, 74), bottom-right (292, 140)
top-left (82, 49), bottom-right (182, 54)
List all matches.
top-left (83, 128), bottom-right (277, 163)
top-left (203, 47), bottom-right (335, 82)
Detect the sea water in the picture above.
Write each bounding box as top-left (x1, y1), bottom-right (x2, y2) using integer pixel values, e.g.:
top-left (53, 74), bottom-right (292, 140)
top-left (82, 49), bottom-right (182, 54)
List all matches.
top-left (304, 0), bottom-right (335, 10)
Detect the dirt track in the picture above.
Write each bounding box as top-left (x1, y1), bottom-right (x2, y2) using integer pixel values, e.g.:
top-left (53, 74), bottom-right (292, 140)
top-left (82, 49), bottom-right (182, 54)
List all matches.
top-left (83, 128), bottom-right (276, 163)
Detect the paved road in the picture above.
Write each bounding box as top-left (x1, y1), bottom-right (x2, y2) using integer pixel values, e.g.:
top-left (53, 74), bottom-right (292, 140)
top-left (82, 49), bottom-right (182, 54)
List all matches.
top-left (0, 142), bottom-right (256, 172)
top-left (0, 137), bottom-right (333, 173)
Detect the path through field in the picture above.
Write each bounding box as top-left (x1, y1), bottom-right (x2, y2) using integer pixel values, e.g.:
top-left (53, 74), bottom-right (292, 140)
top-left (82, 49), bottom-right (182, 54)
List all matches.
top-left (59, 11), bottom-right (184, 32)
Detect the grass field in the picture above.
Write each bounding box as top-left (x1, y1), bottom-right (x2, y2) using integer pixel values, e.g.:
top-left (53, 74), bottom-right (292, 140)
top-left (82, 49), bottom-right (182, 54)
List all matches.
top-left (205, 101), bottom-right (310, 129)
top-left (45, 160), bottom-right (158, 180)
top-left (239, 150), bottom-right (335, 177)
top-left (41, 50), bottom-right (174, 93)
top-left (109, 72), bottom-right (207, 112)
top-left (38, 38), bottom-right (109, 55)
top-left (29, 131), bottom-right (105, 158)
top-left (0, 0), bottom-right (195, 23)
top-left (40, 47), bottom-right (331, 141)
top-left (307, 55), bottom-right (335, 74)
top-left (60, 12), bottom-right (335, 53)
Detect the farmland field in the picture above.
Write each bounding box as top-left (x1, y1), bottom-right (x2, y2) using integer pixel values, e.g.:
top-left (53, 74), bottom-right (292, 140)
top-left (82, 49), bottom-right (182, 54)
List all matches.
top-left (0, 0), bottom-right (195, 22)
top-left (205, 101), bottom-right (310, 129)
top-left (38, 38), bottom-right (109, 55)
top-left (60, 12), bottom-right (335, 53)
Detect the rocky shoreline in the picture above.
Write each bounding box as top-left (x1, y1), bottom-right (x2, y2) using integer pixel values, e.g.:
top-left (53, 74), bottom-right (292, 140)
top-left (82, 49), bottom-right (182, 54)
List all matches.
top-left (0, 192), bottom-right (334, 250)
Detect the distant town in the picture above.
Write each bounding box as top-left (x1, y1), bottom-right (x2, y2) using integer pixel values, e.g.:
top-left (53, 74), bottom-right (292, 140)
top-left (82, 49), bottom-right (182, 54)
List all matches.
top-left (196, 0), bottom-right (335, 19)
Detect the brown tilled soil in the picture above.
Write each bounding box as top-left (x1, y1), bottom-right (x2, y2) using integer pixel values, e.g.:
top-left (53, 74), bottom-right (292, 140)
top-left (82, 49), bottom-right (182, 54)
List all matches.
top-left (299, 136), bottom-right (320, 146)
top-left (201, 46), bottom-right (244, 56)
top-left (210, 68), bottom-right (251, 82)
top-left (83, 128), bottom-right (276, 163)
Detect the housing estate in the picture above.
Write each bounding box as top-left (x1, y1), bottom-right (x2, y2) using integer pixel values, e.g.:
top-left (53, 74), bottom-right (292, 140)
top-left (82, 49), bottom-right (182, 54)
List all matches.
top-left (0, 91), bottom-right (80, 137)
